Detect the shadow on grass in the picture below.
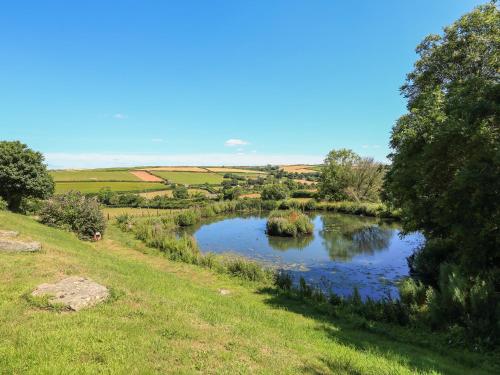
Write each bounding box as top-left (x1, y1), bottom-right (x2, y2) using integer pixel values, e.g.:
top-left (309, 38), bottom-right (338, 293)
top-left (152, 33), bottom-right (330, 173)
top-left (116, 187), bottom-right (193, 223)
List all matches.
top-left (256, 286), bottom-right (492, 375)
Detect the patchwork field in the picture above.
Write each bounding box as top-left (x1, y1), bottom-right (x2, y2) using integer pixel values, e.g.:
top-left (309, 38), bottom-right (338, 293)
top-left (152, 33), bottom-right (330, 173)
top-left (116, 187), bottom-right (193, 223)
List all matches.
top-left (130, 171), bottom-right (164, 182)
top-left (280, 165), bottom-right (319, 173)
top-left (142, 167), bottom-right (208, 172)
top-left (50, 170), bottom-right (141, 182)
top-left (206, 167), bottom-right (265, 174)
top-left (55, 181), bottom-right (167, 194)
top-left (150, 171), bottom-right (223, 185)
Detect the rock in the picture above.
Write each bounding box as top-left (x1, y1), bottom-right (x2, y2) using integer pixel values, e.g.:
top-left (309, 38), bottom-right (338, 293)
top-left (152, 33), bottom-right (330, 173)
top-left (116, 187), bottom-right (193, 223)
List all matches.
top-left (0, 238), bottom-right (41, 252)
top-left (0, 230), bottom-right (19, 238)
top-left (218, 288), bottom-right (231, 296)
top-left (32, 276), bottom-right (109, 311)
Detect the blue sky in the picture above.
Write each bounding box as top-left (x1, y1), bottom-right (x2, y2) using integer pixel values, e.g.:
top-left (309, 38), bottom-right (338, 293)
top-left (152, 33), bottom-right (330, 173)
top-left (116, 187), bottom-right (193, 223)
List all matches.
top-left (0, 0), bottom-right (485, 168)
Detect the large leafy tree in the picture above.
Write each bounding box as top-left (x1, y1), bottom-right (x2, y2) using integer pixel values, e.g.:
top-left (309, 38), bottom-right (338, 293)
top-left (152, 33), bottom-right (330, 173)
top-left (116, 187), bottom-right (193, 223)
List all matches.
top-left (0, 141), bottom-right (55, 211)
top-left (384, 3), bottom-right (499, 337)
top-left (319, 149), bottom-right (384, 202)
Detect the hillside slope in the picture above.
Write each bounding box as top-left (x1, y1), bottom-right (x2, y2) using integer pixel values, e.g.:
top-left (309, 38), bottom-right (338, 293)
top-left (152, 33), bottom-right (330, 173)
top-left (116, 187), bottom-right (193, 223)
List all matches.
top-left (0, 211), bottom-right (496, 374)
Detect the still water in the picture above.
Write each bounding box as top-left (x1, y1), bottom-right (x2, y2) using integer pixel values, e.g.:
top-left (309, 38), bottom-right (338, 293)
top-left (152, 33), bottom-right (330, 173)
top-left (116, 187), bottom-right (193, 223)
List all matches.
top-left (182, 212), bottom-right (424, 300)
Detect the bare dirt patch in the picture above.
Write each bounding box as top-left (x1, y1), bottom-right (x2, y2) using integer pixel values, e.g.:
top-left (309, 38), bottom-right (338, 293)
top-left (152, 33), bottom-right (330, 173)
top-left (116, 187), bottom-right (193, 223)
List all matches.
top-left (32, 276), bottom-right (109, 311)
top-left (130, 170), bottom-right (164, 182)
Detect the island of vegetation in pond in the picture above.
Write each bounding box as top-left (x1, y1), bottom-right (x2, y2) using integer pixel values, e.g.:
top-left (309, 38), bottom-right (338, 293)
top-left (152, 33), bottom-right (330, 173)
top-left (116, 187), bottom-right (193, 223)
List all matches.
top-left (266, 209), bottom-right (313, 237)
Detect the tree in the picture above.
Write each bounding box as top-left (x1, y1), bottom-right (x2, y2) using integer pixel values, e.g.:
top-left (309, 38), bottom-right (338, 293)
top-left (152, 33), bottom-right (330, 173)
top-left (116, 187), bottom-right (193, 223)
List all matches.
top-left (0, 141), bottom-right (54, 211)
top-left (318, 149), bottom-right (359, 201)
top-left (383, 3), bottom-right (499, 340)
top-left (319, 150), bottom-right (384, 202)
top-left (345, 157), bottom-right (385, 202)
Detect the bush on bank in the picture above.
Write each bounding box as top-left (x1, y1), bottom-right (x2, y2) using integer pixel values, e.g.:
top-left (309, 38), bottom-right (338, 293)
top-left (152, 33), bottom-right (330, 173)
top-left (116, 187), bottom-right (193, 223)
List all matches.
top-left (40, 191), bottom-right (106, 240)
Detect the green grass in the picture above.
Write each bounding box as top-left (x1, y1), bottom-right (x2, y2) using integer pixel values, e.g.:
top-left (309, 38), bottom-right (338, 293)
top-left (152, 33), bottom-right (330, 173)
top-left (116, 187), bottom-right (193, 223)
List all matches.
top-left (150, 171), bottom-right (223, 185)
top-left (55, 181), bottom-right (167, 194)
top-left (0, 210), bottom-right (497, 374)
top-left (50, 170), bottom-right (140, 182)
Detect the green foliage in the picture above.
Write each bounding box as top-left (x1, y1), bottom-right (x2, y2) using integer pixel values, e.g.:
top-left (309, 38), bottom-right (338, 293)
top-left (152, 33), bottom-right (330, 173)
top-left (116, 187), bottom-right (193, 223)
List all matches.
top-left (172, 185), bottom-right (189, 199)
top-left (383, 3), bottom-right (500, 343)
top-left (222, 186), bottom-right (242, 200)
top-left (175, 210), bottom-right (201, 226)
top-left (261, 184), bottom-right (289, 200)
top-left (291, 190), bottom-right (317, 199)
top-left (319, 149), bottom-right (384, 202)
top-left (266, 210), bottom-right (314, 237)
top-left (39, 191), bottom-right (106, 240)
top-left (0, 197), bottom-right (8, 211)
top-left (0, 141), bottom-right (54, 211)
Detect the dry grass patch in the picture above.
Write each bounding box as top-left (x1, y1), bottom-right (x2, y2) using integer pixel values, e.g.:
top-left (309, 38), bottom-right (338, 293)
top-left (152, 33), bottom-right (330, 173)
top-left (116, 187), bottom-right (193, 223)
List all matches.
top-left (280, 165), bottom-right (317, 173)
top-left (142, 167), bottom-right (208, 172)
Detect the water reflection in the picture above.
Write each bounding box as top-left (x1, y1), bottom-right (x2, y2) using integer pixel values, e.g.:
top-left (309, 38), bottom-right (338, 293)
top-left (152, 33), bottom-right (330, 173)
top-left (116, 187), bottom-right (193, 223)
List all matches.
top-left (182, 212), bottom-right (423, 300)
top-left (319, 214), bottom-right (393, 261)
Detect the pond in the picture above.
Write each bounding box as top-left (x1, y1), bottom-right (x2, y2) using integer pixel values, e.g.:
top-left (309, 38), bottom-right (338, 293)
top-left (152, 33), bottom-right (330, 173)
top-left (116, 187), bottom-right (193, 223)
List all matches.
top-left (181, 212), bottom-right (424, 300)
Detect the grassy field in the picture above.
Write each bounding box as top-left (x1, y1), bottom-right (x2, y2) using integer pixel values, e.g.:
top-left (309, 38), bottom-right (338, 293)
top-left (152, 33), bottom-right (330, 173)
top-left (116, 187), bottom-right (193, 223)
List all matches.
top-left (150, 171), bottom-right (223, 185)
top-left (0, 210), bottom-right (497, 374)
top-left (55, 181), bottom-right (167, 194)
top-left (50, 170), bottom-right (141, 182)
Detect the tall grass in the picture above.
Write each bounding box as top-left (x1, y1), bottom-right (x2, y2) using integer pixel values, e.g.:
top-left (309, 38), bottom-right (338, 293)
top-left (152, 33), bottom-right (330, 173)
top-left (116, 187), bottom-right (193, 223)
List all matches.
top-left (266, 210), bottom-right (314, 237)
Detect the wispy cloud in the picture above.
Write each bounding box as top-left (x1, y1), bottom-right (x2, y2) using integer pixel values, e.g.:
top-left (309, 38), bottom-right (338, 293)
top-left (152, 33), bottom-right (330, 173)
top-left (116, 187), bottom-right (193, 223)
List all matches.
top-left (151, 138), bottom-right (164, 143)
top-left (44, 152), bottom-right (323, 169)
top-left (113, 113), bottom-right (127, 120)
top-left (225, 139), bottom-right (249, 147)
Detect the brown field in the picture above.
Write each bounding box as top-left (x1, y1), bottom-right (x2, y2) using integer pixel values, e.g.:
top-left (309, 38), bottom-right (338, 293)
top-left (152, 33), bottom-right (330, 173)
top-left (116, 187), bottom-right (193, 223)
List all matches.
top-left (296, 179), bottom-right (317, 185)
top-left (206, 167), bottom-right (265, 174)
top-left (280, 165), bottom-right (317, 173)
top-left (141, 167), bottom-right (208, 172)
top-left (240, 193), bottom-right (261, 199)
top-left (130, 170), bottom-right (165, 182)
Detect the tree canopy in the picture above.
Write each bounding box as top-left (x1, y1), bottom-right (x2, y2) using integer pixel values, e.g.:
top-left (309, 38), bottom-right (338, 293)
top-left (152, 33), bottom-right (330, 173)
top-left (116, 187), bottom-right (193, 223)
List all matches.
top-left (319, 149), bottom-right (384, 202)
top-left (383, 3), bottom-right (499, 341)
top-left (0, 141), bottom-right (54, 210)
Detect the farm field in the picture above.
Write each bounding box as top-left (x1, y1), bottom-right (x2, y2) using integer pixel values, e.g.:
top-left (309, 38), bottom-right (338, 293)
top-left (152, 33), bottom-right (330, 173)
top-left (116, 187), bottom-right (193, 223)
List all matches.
top-left (150, 171), bottom-right (224, 185)
top-left (142, 166), bottom-right (208, 172)
top-left (0, 210), bottom-right (495, 375)
top-left (55, 181), bottom-right (167, 194)
top-left (280, 165), bottom-right (319, 173)
top-left (50, 170), bottom-right (141, 182)
top-left (206, 167), bottom-right (265, 174)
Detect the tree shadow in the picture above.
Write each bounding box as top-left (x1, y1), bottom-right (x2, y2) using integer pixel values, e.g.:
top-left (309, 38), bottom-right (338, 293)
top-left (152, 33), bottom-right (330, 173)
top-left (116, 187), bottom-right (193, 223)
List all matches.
top-left (256, 286), bottom-right (486, 375)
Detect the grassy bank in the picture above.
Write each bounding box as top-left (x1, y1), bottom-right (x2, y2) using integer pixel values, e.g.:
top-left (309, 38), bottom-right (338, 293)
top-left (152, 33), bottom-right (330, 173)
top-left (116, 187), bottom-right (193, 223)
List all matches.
top-left (1, 211), bottom-right (498, 373)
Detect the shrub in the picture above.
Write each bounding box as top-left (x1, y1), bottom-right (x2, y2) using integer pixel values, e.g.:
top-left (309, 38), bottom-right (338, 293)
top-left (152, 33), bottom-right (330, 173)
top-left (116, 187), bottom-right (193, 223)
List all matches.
top-left (291, 190), bottom-right (317, 199)
top-left (173, 186), bottom-right (189, 199)
top-left (39, 191), bottom-right (106, 240)
top-left (0, 197), bottom-right (8, 211)
top-left (261, 184), bottom-right (289, 200)
top-left (266, 210), bottom-right (313, 237)
top-left (174, 209), bottom-right (201, 226)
